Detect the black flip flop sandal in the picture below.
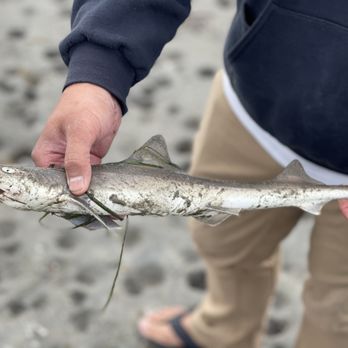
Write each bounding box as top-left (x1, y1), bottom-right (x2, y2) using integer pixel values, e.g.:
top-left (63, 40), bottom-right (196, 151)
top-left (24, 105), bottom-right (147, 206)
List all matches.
top-left (145, 312), bottom-right (201, 348)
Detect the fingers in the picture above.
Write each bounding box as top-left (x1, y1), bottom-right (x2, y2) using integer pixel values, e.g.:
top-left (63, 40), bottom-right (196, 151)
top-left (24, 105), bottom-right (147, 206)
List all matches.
top-left (338, 200), bottom-right (348, 220)
top-left (31, 146), bottom-right (51, 168)
top-left (32, 142), bottom-right (64, 168)
top-left (64, 126), bottom-right (96, 196)
top-left (32, 127), bottom-right (66, 168)
top-left (32, 83), bottom-right (122, 196)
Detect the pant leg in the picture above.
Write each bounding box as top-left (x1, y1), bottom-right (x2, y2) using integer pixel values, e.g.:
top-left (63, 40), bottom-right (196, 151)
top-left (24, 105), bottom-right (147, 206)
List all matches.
top-left (296, 201), bottom-right (348, 348)
top-left (187, 71), bottom-right (303, 348)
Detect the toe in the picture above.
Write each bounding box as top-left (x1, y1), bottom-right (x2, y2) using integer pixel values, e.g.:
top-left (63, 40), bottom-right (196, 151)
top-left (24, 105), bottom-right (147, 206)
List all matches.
top-left (144, 306), bottom-right (186, 322)
top-left (138, 317), bottom-right (184, 347)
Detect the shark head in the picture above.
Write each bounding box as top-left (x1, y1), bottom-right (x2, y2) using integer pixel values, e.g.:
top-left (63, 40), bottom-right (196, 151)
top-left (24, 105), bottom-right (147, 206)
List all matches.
top-left (0, 165), bottom-right (66, 210)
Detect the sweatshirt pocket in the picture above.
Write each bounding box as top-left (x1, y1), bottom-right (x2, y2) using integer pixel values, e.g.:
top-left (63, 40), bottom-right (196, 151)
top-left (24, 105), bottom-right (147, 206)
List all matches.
top-left (225, 0), bottom-right (274, 62)
top-left (226, 1), bottom-right (348, 63)
top-left (224, 0), bottom-right (348, 172)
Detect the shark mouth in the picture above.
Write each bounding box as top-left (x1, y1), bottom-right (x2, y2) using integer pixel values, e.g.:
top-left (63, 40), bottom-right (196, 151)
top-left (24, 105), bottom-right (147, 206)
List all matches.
top-left (0, 190), bottom-right (25, 206)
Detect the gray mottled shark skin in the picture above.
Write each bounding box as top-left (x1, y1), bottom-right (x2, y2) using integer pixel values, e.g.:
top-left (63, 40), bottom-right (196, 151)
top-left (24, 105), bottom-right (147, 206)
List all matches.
top-left (0, 135), bottom-right (348, 229)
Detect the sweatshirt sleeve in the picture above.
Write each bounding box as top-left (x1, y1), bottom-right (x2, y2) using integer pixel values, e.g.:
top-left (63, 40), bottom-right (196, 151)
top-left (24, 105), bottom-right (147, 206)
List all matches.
top-left (59, 0), bottom-right (191, 114)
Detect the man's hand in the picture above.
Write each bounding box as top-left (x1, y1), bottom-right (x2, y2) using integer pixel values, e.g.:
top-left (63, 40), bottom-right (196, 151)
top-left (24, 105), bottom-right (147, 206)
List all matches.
top-left (32, 83), bottom-right (122, 196)
top-left (339, 200), bottom-right (348, 219)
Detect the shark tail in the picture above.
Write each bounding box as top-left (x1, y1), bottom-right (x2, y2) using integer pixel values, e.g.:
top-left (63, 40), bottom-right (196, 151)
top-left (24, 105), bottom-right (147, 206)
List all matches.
top-left (195, 160), bottom-right (336, 226)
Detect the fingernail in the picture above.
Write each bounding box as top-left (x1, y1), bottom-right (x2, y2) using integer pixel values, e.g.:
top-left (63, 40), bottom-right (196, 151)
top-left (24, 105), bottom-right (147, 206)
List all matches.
top-left (68, 176), bottom-right (84, 193)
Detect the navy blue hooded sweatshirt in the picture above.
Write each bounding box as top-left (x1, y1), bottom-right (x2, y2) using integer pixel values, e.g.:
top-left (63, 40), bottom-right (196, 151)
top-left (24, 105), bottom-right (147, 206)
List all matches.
top-left (60, 0), bottom-right (348, 174)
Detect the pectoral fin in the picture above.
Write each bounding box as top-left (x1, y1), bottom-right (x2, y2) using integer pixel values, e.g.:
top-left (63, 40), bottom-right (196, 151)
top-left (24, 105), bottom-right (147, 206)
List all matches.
top-left (194, 213), bottom-right (231, 226)
top-left (68, 196), bottom-right (117, 233)
top-left (194, 207), bottom-right (241, 226)
top-left (65, 214), bottom-right (121, 231)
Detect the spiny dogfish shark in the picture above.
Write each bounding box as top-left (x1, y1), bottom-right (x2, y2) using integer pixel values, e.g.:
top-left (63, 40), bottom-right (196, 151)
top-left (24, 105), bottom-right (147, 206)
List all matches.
top-left (0, 135), bottom-right (348, 230)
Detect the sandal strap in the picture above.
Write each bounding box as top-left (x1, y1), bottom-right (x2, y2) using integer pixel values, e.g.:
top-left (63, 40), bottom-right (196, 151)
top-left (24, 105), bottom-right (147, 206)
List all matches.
top-left (170, 314), bottom-right (201, 348)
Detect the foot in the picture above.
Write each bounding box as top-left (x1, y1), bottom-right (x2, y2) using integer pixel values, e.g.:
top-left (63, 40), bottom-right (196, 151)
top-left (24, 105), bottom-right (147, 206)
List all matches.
top-left (138, 306), bottom-right (193, 347)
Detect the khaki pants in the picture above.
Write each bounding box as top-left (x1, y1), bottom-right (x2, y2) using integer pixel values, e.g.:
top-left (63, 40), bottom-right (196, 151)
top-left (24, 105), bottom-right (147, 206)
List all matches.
top-left (188, 71), bottom-right (348, 348)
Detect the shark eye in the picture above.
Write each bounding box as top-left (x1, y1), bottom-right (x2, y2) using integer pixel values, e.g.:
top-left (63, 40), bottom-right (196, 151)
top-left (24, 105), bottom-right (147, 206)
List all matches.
top-left (1, 167), bottom-right (17, 174)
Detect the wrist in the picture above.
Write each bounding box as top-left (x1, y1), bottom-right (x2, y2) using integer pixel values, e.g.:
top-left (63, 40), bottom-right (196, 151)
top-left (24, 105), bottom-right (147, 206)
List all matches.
top-left (63, 82), bottom-right (122, 116)
top-left (61, 42), bottom-right (135, 115)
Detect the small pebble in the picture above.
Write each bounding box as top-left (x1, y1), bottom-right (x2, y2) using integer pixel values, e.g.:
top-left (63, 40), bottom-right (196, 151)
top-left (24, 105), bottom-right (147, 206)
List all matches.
top-left (187, 269), bottom-right (206, 290)
top-left (8, 299), bottom-right (27, 316)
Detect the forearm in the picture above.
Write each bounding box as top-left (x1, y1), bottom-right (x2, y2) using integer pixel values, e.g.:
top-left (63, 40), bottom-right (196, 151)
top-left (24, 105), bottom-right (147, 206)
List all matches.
top-left (60, 0), bottom-right (191, 114)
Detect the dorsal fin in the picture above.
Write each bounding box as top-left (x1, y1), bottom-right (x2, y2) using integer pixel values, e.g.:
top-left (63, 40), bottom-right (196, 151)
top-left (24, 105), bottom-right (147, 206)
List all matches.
top-left (125, 135), bottom-right (181, 171)
top-left (275, 160), bottom-right (323, 185)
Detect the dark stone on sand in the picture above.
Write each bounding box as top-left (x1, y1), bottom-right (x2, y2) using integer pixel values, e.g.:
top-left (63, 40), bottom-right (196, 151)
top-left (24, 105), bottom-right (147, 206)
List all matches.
top-left (56, 231), bottom-right (78, 250)
top-left (125, 226), bottom-right (142, 248)
top-left (7, 28), bottom-right (26, 39)
top-left (0, 220), bottom-right (17, 239)
top-left (181, 248), bottom-right (200, 263)
top-left (167, 104), bottom-right (180, 116)
top-left (70, 289), bottom-right (87, 305)
top-left (124, 262), bottom-right (164, 295)
top-left (166, 51), bottom-right (182, 61)
top-left (8, 299), bottom-right (27, 316)
top-left (24, 89), bottom-right (37, 101)
top-left (187, 269), bottom-right (206, 290)
top-left (31, 294), bottom-right (48, 309)
top-left (266, 318), bottom-right (288, 336)
top-left (197, 66), bottom-right (216, 78)
top-left (184, 117), bottom-right (200, 130)
top-left (1, 242), bottom-right (21, 255)
top-left (130, 95), bottom-right (154, 110)
top-left (4, 68), bottom-right (18, 76)
top-left (0, 80), bottom-right (16, 94)
top-left (155, 76), bottom-right (172, 88)
top-left (175, 139), bottom-right (192, 154)
top-left (217, 0), bottom-right (233, 8)
top-left (70, 309), bottom-right (94, 332)
top-left (124, 276), bottom-right (143, 295)
top-left (75, 268), bottom-right (96, 285)
top-left (142, 86), bottom-right (156, 96)
top-left (44, 48), bottom-right (60, 60)
top-left (138, 262), bottom-right (164, 286)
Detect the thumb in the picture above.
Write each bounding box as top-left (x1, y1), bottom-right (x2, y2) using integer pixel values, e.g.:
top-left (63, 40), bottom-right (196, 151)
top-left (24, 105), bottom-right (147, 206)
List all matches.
top-left (64, 130), bottom-right (94, 196)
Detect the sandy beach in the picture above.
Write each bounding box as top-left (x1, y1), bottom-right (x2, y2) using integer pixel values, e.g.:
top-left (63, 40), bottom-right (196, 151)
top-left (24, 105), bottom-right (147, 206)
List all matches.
top-left (0, 0), bottom-right (312, 347)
